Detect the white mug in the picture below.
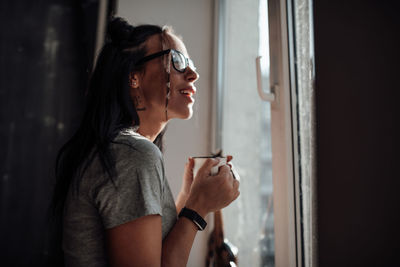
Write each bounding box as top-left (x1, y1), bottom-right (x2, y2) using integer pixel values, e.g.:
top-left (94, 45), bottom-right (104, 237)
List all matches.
top-left (192, 157), bottom-right (227, 178)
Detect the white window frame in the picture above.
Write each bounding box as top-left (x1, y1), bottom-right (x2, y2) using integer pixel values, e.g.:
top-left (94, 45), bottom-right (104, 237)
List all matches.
top-left (211, 0), bottom-right (316, 266)
top-left (267, 0), bottom-right (300, 265)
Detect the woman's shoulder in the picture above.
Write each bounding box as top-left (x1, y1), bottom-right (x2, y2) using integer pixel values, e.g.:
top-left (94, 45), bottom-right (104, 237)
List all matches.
top-left (112, 127), bottom-right (162, 162)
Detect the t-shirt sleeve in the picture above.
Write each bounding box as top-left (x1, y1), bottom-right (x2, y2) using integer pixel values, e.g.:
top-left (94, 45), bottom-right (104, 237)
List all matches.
top-left (91, 140), bottom-right (165, 229)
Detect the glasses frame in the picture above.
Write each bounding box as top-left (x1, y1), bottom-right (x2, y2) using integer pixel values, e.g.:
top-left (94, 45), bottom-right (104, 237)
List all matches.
top-left (136, 49), bottom-right (195, 73)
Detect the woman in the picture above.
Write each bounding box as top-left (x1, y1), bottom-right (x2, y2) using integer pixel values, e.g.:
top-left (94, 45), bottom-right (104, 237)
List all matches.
top-left (52, 17), bottom-right (240, 266)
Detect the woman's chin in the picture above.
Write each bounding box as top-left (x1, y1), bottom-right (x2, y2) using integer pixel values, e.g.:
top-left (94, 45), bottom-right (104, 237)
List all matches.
top-left (183, 112), bottom-right (194, 120)
top-left (169, 108), bottom-right (193, 120)
top-left (180, 110), bottom-right (194, 120)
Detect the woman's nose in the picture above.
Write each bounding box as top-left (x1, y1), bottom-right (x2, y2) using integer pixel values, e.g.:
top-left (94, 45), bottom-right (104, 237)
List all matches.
top-left (185, 66), bottom-right (199, 82)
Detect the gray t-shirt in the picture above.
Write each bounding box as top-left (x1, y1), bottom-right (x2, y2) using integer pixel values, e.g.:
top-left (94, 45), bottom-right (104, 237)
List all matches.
top-left (62, 129), bottom-right (177, 267)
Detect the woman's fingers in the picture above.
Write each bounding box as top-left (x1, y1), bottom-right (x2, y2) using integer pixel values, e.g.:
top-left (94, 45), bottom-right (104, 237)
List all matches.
top-left (225, 161), bottom-right (240, 182)
top-left (188, 157), bottom-right (194, 168)
top-left (218, 164), bottom-right (231, 176)
top-left (223, 156), bottom-right (240, 181)
top-left (217, 165), bottom-right (240, 202)
top-left (233, 178), bottom-right (240, 191)
top-left (185, 157), bottom-right (194, 173)
top-left (198, 158), bottom-right (220, 177)
top-left (233, 184), bottom-right (240, 200)
top-left (183, 158), bottom-right (194, 179)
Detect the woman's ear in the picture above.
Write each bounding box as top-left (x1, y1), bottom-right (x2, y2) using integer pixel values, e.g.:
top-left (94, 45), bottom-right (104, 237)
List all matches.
top-left (129, 73), bottom-right (146, 111)
top-left (129, 73), bottom-right (140, 89)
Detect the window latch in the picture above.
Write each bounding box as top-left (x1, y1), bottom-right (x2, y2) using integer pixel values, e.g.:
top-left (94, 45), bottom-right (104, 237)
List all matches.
top-left (256, 56), bottom-right (278, 103)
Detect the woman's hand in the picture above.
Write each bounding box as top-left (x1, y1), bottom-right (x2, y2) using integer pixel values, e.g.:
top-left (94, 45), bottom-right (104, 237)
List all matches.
top-left (176, 158), bottom-right (195, 213)
top-left (181, 157), bottom-right (195, 196)
top-left (180, 155), bottom-right (232, 197)
top-left (185, 158), bottom-right (240, 218)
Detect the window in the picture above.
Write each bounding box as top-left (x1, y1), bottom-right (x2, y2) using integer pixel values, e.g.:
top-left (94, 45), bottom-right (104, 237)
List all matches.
top-left (214, 0), bottom-right (275, 266)
top-left (213, 0), bottom-right (316, 266)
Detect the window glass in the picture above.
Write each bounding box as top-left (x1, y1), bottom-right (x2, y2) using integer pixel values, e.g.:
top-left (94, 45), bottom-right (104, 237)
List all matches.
top-left (219, 0), bottom-right (275, 266)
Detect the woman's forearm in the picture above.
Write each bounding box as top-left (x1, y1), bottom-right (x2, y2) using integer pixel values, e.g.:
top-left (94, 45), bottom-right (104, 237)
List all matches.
top-left (175, 192), bottom-right (188, 214)
top-left (161, 215), bottom-right (201, 267)
top-left (162, 159), bottom-right (239, 266)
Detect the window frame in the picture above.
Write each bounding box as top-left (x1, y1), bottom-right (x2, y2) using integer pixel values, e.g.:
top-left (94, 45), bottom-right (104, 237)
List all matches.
top-left (211, 0), bottom-right (310, 266)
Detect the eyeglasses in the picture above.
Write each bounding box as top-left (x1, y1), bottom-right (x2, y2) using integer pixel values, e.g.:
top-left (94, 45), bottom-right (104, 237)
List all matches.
top-left (136, 49), bottom-right (196, 73)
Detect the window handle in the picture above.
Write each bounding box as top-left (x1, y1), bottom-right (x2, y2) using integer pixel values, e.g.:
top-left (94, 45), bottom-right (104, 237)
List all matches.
top-left (256, 56), bottom-right (278, 102)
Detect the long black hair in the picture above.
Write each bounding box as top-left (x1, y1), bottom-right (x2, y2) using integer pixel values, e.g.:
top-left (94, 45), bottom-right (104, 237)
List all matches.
top-left (50, 17), bottom-right (165, 244)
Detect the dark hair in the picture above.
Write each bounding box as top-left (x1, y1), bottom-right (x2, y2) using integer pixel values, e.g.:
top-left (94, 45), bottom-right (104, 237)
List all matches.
top-left (49, 18), bottom-right (166, 263)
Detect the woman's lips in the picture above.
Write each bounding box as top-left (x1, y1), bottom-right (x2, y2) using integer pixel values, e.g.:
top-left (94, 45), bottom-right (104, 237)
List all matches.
top-left (177, 87), bottom-right (196, 103)
top-left (178, 86), bottom-right (196, 97)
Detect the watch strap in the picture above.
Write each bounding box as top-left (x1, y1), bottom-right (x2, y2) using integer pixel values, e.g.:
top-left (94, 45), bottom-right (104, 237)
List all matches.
top-left (178, 207), bottom-right (207, 231)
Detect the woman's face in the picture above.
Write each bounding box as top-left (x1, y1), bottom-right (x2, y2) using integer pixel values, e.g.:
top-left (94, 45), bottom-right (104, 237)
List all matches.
top-left (135, 32), bottom-right (199, 121)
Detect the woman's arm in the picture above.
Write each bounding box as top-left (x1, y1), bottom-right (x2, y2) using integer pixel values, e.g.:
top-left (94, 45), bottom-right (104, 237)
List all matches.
top-left (106, 212), bottom-right (201, 267)
top-left (106, 158), bottom-right (239, 267)
top-left (175, 156), bottom-right (233, 214)
top-left (107, 215), bottom-right (163, 267)
top-left (175, 158), bottom-right (194, 214)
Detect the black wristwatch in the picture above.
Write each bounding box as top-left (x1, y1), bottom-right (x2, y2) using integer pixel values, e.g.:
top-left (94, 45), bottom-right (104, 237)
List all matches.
top-left (178, 207), bottom-right (207, 231)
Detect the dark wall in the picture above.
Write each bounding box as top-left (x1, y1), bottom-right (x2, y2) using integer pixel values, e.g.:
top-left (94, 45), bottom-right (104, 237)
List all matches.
top-left (0, 0), bottom-right (103, 265)
top-left (314, 0), bottom-right (400, 266)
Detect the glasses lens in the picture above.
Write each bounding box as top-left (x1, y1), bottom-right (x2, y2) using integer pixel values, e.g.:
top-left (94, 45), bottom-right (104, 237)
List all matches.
top-left (171, 50), bottom-right (186, 72)
top-left (188, 58), bottom-right (196, 71)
